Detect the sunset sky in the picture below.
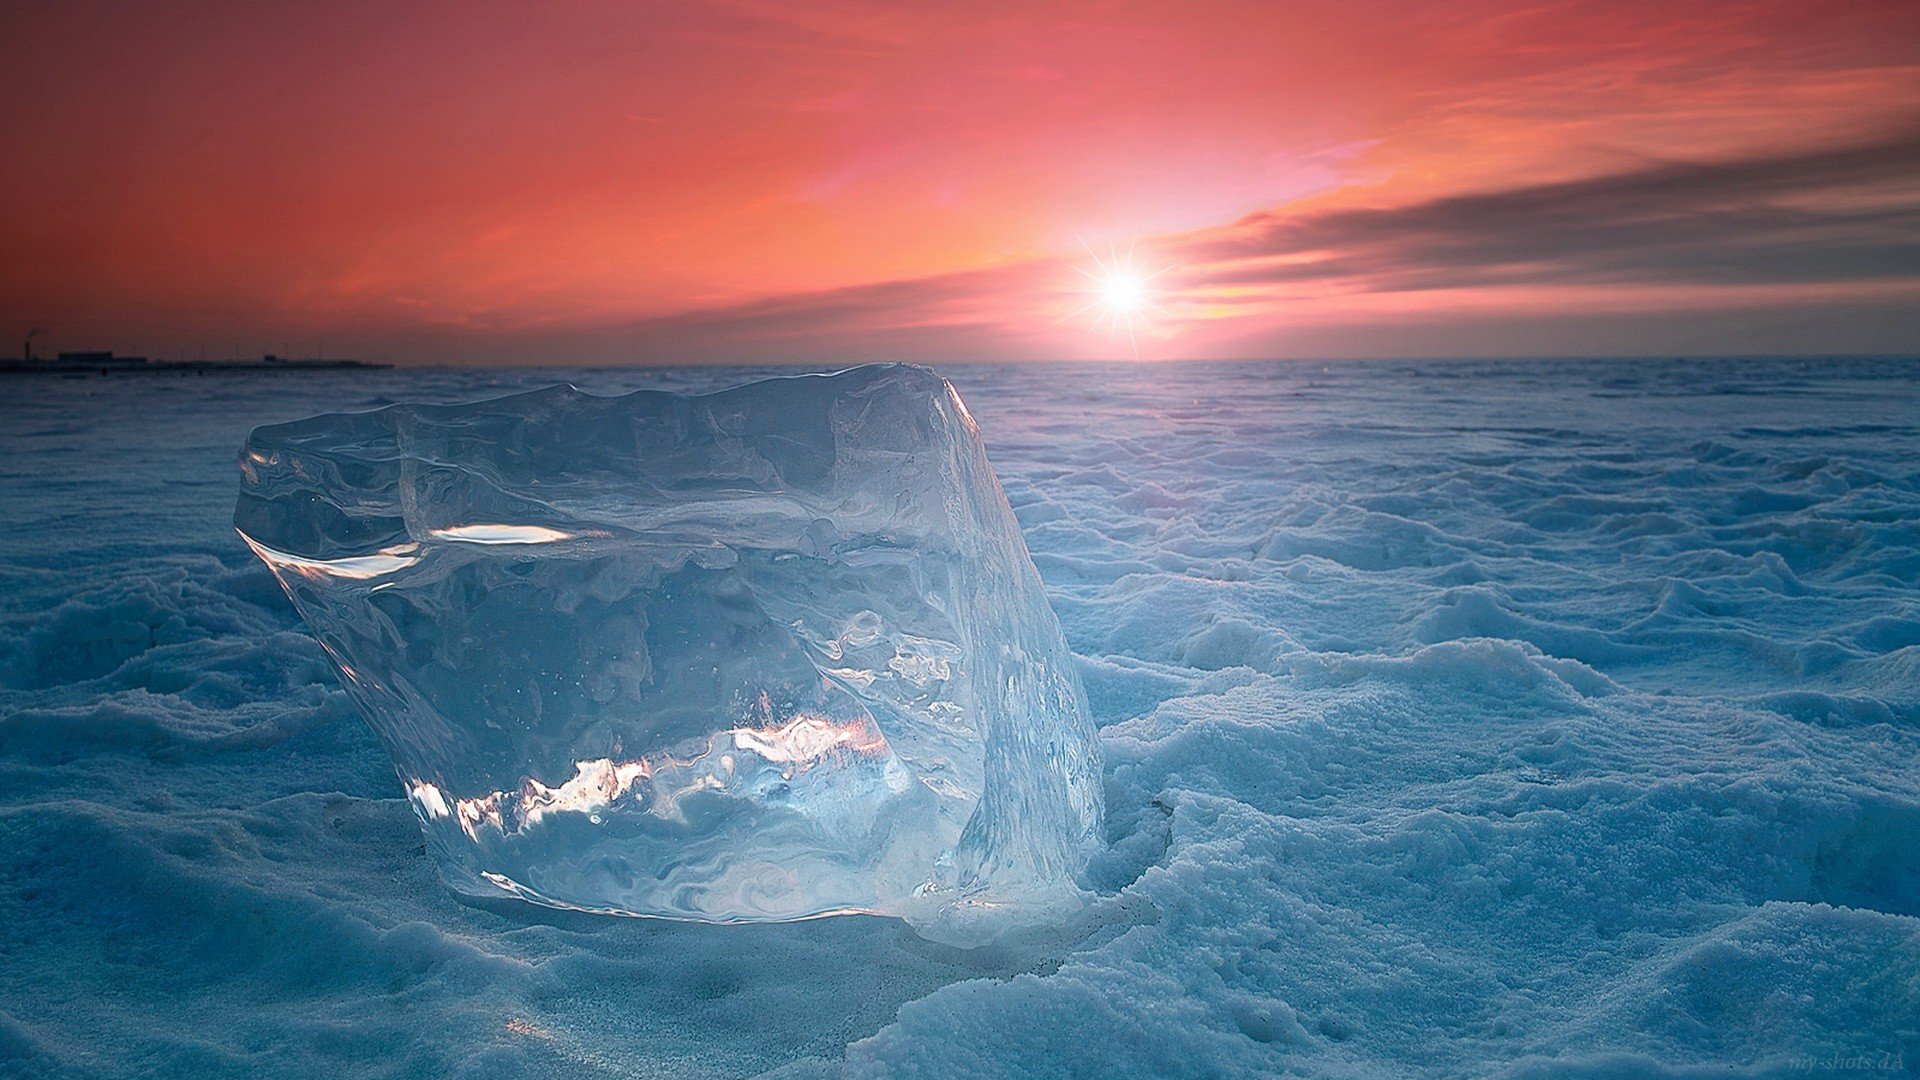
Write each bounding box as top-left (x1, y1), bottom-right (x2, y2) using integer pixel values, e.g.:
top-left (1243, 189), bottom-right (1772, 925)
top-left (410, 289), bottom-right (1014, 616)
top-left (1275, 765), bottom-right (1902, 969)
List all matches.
top-left (4, 0), bottom-right (1918, 363)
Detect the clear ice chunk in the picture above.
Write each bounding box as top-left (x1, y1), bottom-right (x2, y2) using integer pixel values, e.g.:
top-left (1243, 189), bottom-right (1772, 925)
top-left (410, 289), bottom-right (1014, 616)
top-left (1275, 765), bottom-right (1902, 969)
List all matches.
top-left (234, 364), bottom-right (1102, 939)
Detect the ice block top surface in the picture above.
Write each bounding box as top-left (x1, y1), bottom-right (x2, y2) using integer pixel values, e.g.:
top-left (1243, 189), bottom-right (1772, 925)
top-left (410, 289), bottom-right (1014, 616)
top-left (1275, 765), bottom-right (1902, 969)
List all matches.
top-left (235, 363), bottom-right (977, 562)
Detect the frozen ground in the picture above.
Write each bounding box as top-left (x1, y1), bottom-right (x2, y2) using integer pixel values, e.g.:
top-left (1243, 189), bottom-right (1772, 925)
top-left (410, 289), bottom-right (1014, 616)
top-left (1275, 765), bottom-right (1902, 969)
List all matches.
top-left (2, 358), bottom-right (1917, 1078)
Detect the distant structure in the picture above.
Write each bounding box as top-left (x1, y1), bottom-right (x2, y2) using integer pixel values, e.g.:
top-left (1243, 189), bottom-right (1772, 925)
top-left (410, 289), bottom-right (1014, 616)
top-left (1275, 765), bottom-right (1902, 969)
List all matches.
top-left (2, 346), bottom-right (389, 375)
top-left (23, 327), bottom-right (44, 362)
top-left (57, 350), bottom-right (148, 366)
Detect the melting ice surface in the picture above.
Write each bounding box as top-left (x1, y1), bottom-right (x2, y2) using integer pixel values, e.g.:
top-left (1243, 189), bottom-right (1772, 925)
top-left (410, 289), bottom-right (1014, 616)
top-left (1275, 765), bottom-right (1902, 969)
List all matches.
top-left (233, 364), bottom-right (1102, 936)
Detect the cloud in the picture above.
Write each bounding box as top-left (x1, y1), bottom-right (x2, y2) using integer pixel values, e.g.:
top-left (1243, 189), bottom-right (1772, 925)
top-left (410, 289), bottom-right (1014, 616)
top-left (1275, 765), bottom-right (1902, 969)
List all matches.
top-left (1178, 125), bottom-right (1920, 294)
top-left (564, 127), bottom-right (1920, 360)
top-left (541, 261), bottom-right (1068, 363)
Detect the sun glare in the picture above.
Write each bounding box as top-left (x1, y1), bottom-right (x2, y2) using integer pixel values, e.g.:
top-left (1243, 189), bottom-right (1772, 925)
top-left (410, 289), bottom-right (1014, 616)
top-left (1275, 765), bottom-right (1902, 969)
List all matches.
top-left (1068, 236), bottom-right (1172, 357)
top-left (1102, 269), bottom-right (1147, 313)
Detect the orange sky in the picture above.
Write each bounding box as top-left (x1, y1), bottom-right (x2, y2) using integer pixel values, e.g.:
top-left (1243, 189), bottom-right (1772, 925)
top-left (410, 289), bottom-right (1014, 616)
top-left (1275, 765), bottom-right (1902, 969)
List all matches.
top-left (4, 0), bottom-right (1918, 362)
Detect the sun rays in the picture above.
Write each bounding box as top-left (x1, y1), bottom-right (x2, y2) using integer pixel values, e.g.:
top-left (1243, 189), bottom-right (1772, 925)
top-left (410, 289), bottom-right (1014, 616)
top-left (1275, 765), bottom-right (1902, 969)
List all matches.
top-left (1065, 235), bottom-right (1175, 357)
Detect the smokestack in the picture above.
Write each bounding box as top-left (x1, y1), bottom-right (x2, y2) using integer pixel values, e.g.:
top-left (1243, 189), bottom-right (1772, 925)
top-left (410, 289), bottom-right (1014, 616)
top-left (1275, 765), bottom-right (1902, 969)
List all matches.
top-left (24, 327), bottom-right (45, 363)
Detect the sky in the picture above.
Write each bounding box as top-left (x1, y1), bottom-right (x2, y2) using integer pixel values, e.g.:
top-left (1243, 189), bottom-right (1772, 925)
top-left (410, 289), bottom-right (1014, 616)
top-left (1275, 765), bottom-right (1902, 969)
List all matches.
top-left (3, 0), bottom-right (1918, 363)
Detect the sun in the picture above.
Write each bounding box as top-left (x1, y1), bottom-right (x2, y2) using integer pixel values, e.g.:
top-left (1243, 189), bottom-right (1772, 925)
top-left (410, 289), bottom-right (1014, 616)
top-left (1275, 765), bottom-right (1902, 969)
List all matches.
top-left (1101, 269), bottom-right (1148, 313)
top-left (1067, 236), bottom-right (1172, 356)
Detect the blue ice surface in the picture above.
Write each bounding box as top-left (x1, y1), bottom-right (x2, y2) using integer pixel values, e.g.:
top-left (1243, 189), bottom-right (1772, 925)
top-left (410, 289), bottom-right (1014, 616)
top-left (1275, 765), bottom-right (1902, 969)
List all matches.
top-left (2, 358), bottom-right (1917, 1079)
top-left (232, 366), bottom-right (1104, 935)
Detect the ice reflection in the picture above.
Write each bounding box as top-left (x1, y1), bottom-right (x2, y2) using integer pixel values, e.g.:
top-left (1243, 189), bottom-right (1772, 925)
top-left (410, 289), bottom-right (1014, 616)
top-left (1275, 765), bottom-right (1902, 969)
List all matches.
top-left (430, 524), bottom-right (577, 544)
top-left (239, 532), bottom-right (422, 580)
top-left (238, 523), bottom-right (575, 583)
top-left (408, 712), bottom-right (898, 840)
top-left (408, 779), bottom-right (452, 819)
top-left (734, 714), bottom-right (888, 762)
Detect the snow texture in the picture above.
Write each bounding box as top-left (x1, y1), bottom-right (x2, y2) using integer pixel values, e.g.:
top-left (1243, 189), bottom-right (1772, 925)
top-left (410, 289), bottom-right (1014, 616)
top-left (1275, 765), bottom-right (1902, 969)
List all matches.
top-left (232, 365), bottom-right (1101, 934)
top-left (2, 358), bottom-right (1917, 1078)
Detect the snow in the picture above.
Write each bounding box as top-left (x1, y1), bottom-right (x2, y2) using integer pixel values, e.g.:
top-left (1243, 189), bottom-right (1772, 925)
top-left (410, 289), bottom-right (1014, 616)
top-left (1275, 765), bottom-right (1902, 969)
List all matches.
top-left (2, 358), bottom-right (1917, 1077)
top-left (233, 366), bottom-right (1101, 937)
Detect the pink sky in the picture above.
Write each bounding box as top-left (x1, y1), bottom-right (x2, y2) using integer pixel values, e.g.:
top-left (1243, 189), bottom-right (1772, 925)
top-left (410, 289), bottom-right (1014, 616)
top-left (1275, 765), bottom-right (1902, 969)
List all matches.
top-left (4, 0), bottom-right (1917, 362)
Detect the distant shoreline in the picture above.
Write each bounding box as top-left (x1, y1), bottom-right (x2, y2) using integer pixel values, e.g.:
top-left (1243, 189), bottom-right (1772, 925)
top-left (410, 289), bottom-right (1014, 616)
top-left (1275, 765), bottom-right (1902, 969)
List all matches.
top-left (0, 358), bottom-right (392, 375)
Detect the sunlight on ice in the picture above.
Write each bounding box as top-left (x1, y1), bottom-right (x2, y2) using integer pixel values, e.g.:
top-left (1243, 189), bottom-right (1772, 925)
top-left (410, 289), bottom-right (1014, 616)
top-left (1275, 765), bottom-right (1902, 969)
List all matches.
top-left (239, 534), bottom-right (421, 581)
top-left (407, 712), bottom-right (899, 841)
top-left (429, 524), bottom-right (578, 545)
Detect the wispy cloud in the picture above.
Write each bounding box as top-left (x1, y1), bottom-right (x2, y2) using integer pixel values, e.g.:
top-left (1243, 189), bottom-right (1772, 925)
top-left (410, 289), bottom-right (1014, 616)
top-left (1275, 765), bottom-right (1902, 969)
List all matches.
top-left (1180, 126), bottom-right (1920, 292)
top-left (568, 127), bottom-right (1920, 360)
